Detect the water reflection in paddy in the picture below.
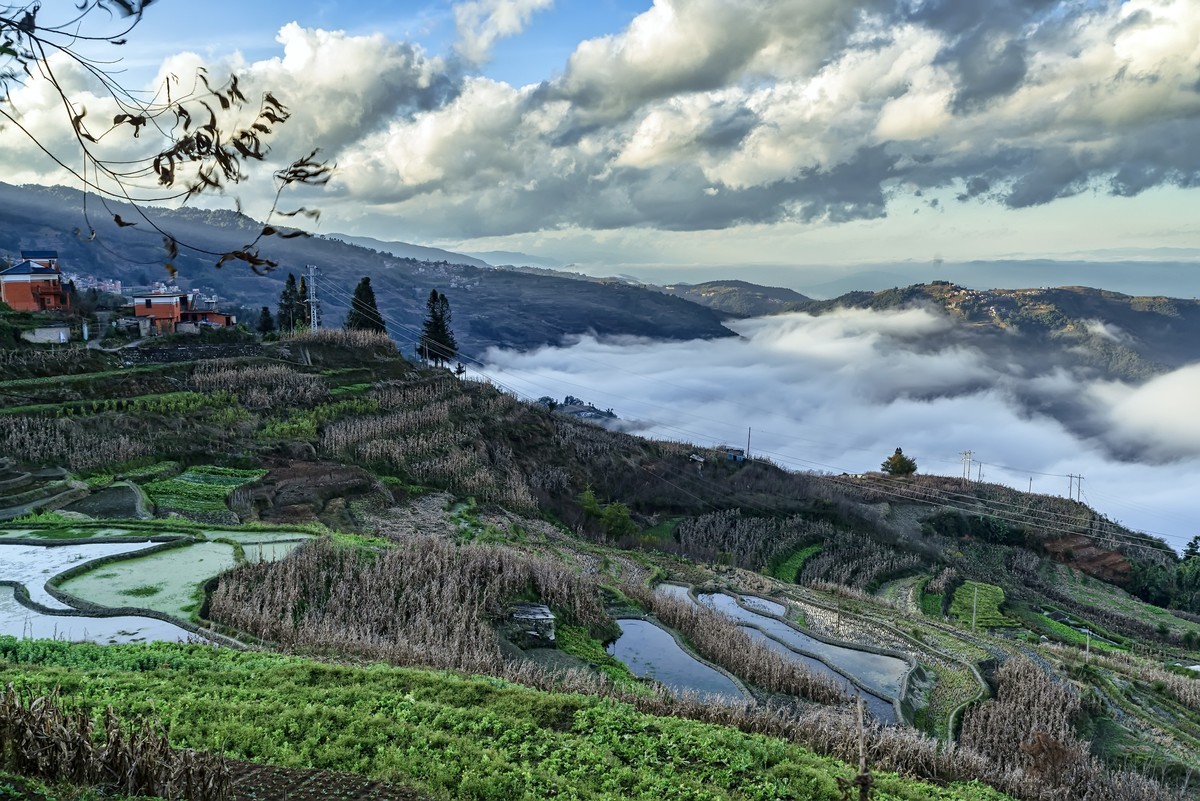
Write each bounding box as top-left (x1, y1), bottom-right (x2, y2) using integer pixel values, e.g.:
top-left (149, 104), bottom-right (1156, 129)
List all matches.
top-left (696, 593), bottom-right (908, 698)
top-left (0, 541), bottom-right (160, 609)
top-left (607, 618), bottom-right (745, 701)
top-left (740, 627), bottom-right (896, 723)
top-left (739, 595), bottom-right (786, 616)
top-left (0, 586), bottom-right (207, 644)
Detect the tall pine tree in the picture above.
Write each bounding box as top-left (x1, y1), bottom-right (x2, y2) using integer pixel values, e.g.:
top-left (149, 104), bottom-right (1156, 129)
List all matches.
top-left (276, 273), bottom-right (301, 332)
top-left (256, 306), bottom-right (276, 335)
top-left (345, 276), bottom-right (387, 334)
top-left (418, 289), bottom-right (458, 366)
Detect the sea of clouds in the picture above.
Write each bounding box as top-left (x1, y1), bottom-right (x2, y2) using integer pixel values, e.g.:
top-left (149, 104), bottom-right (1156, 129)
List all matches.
top-left (477, 307), bottom-right (1200, 552)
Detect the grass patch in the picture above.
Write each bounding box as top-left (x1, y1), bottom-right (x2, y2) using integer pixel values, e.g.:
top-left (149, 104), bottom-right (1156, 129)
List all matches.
top-left (329, 382), bottom-right (372, 395)
top-left (918, 579), bottom-right (944, 618)
top-left (0, 391), bottom-right (236, 419)
top-left (258, 398), bottom-right (381, 442)
top-left (116, 585), bottom-right (163, 598)
top-left (769, 544), bottom-right (822, 583)
top-left (1011, 606), bottom-right (1127, 652)
top-left (640, 517), bottom-right (681, 542)
top-left (0, 638), bottom-right (1015, 801)
top-left (949, 582), bottom-right (1017, 629)
top-left (142, 465), bottom-right (266, 513)
top-left (119, 461), bottom-right (181, 482)
top-left (555, 623), bottom-right (639, 688)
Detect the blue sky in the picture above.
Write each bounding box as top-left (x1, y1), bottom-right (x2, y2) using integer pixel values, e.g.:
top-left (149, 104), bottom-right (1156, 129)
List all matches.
top-left (126, 1), bottom-right (647, 87)
top-left (6, 0), bottom-right (1200, 282)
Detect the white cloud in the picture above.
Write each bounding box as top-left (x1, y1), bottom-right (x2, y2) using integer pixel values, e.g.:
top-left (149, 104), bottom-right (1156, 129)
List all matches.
top-left (1088, 364), bottom-right (1200, 460)
top-left (3, 0), bottom-right (1200, 243)
top-left (478, 309), bottom-right (1200, 550)
top-left (454, 0), bottom-right (555, 65)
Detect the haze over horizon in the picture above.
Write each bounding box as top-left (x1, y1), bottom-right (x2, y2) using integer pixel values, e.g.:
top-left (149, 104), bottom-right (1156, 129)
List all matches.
top-left (1, 0), bottom-right (1198, 287)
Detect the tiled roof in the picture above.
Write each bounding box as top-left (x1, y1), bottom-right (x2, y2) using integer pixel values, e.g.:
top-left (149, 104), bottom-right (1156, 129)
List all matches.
top-left (0, 260), bottom-right (60, 277)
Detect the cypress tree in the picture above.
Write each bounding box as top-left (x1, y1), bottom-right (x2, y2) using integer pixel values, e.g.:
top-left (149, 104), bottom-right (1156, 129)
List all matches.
top-left (256, 306), bottom-right (276, 335)
top-left (345, 276), bottom-right (387, 334)
top-left (881, 447), bottom-right (918, 476)
top-left (277, 273), bottom-right (299, 332)
top-left (418, 289), bottom-right (458, 366)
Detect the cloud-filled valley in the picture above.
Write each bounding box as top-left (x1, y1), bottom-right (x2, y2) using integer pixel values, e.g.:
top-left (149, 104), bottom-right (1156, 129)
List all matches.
top-left (478, 307), bottom-right (1200, 550)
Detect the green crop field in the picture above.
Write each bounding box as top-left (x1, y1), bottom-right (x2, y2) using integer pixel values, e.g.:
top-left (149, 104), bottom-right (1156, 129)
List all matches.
top-left (769, 544), bottom-right (823, 583)
top-left (0, 638), bottom-right (1014, 801)
top-left (142, 465), bottom-right (266, 513)
top-left (949, 582), bottom-right (1018, 629)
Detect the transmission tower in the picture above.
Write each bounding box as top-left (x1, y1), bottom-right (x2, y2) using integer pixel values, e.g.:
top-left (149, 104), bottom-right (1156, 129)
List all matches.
top-left (306, 264), bottom-right (321, 329)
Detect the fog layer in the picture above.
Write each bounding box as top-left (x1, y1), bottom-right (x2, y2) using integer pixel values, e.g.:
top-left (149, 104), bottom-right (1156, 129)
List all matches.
top-left (479, 308), bottom-right (1200, 550)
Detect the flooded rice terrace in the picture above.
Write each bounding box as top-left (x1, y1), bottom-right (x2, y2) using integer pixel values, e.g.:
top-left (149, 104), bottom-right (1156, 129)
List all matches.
top-left (644, 584), bottom-right (904, 721)
top-left (0, 585), bottom-right (202, 644)
top-left (606, 617), bottom-right (746, 701)
top-left (695, 592), bottom-right (909, 699)
top-left (0, 527), bottom-right (312, 645)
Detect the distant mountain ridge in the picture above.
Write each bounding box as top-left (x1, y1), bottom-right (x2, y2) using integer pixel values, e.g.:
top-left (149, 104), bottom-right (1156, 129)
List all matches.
top-left (809, 281), bottom-right (1200, 381)
top-left (661, 280), bottom-right (812, 317)
top-left (0, 182), bottom-right (733, 354)
top-left (327, 233), bottom-right (493, 269)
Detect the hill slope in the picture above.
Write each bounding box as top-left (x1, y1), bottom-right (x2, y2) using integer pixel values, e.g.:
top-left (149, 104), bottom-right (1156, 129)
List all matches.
top-left (810, 282), bottom-right (1200, 380)
top-left (661, 280), bottom-right (812, 317)
top-left (0, 337), bottom-right (1195, 799)
top-left (0, 183), bottom-right (733, 354)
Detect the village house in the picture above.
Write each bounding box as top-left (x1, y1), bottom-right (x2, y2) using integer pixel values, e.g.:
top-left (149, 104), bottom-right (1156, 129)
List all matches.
top-left (131, 288), bottom-right (237, 335)
top-left (0, 250), bottom-right (70, 313)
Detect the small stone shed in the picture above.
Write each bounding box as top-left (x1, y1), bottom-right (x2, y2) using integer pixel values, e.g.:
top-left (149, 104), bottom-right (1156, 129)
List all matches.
top-left (504, 603), bottom-right (556, 649)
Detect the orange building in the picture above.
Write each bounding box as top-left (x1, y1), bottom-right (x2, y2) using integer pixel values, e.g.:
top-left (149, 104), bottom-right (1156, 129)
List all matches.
top-left (0, 258), bottom-right (69, 312)
top-left (131, 291), bottom-right (237, 334)
top-left (132, 291), bottom-right (188, 334)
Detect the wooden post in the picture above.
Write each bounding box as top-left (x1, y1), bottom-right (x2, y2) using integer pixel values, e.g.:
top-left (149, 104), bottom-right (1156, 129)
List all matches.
top-left (856, 695), bottom-right (871, 801)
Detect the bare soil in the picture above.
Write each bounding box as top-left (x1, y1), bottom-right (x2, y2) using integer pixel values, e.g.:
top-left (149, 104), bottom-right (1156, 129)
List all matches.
top-left (246, 461), bottom-right (392, 530)
top-left (228, 760), bottom-right (428, 801)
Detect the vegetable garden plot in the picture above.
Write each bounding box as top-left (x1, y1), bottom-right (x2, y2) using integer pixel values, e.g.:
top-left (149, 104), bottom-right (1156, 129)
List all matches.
top-left (142, 466), bottom-right (267, 514)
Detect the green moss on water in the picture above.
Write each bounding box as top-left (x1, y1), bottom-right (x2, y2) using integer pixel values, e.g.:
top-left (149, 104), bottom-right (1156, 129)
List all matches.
top-left (117, 585), bottom-right (163, 598)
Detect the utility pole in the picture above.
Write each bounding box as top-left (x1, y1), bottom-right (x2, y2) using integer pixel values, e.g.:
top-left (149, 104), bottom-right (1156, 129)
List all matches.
top-left (1067, 474), bottom-right (1084, 501)
top-left (306, 264), bottom-right (321, 330)
top-left (746, 427), bottom-right (751, 460)
top-left (960, 450), bottom-right (973, 483)
top-left (971, 584), bottom-right (978, 633)
top-left (1029, 477), bottom-right (1033, 494)
top-left (976, 462), bottom-right (983, 483)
